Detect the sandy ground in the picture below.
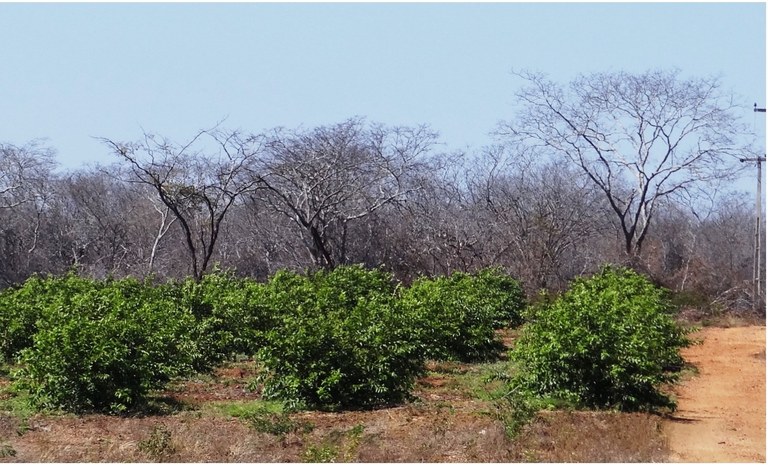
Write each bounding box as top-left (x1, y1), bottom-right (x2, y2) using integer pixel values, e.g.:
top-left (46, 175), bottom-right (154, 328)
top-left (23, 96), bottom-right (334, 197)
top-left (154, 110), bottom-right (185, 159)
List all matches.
top-left (664, 326), bottom-right (766, 462)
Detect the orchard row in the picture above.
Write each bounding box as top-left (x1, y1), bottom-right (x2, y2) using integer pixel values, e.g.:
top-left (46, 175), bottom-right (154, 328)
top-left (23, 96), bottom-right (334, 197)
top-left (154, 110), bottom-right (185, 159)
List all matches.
top-left (0, 265), bottom-right (689, 414)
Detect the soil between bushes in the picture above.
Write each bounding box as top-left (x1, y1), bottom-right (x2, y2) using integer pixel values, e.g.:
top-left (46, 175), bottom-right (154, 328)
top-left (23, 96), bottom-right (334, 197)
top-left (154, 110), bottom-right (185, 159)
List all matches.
top-left (0, 358), bottom-right (668, 462)
top-left (5, 326), bottom-right (762, 462)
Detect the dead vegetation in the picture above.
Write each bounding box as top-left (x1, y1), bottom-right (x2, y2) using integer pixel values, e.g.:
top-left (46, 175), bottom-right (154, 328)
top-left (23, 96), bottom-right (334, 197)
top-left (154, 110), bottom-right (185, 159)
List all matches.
top-left (512, 411), bottom-right (667, 462)
top-left (0, 355), bottom-right (671, 463)
top-left (1, 403), bottom-right (668, 462)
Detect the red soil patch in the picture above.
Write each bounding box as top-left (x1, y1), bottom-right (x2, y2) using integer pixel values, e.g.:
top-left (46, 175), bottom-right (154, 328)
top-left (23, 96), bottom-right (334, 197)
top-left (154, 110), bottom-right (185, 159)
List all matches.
top-left (664, 326), bottom-right (766, 462)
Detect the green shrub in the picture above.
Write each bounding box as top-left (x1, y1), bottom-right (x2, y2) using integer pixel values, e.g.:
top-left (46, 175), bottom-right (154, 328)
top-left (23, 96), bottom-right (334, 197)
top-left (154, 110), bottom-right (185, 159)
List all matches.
top-left (15, 278), bottom-right (200, 413)
top-left (0, 273), bottom-right (94, 364)
top-left (397, 268), bottom-right (524, 362)
top-left (257, 265), bottom-right (425, 410)
top-left (473, 268), bottom-right (527, 328)
top-left (178, 271), bottom-right (273, 369)
top-left (510, 266), bottom-right (691, 411)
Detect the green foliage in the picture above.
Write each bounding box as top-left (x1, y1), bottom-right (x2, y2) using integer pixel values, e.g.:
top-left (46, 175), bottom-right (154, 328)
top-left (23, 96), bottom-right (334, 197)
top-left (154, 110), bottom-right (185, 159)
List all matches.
top-left (302, 442), bottom-right (339, 463)
top-left (397, 268), bottom-right (524, 362)
top-left (15, 277), bottom-right (200, 413)
top-left (511, 266), bottom-right (691, 411)
top-left (473, 268), bottom-right (527, 328)
top-left (0, 273), bottom-right (94, 364)
top-left (2, 265), bottom-right (526, 414)
top-left (301, 425), bottom-right (366, 463)
top-left (490, 392), bottom-right (539, 438)
top-left (459, 360), bottom-right (518, 401)
top-left (178, 271), bottom-right (273, 369)
top-left (257, 265), bottom-right (425, 410)
top-left (0, 381), bottom-right (36, 423)
top-left (205, 399), bottom-right (285, 419)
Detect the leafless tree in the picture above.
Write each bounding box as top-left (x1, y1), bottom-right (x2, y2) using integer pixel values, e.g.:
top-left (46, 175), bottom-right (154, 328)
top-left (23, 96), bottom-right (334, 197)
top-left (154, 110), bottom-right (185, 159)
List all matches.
top-left (386, 154), bottom-right (481, 276)
top-left (102, 129), bottom-right (263, 280)
top-left (466, 146), bottom-right (608, 291)
top-left (0, 142), bottom-right (56, 210)
top-left (55, 171), bottom-right (137, 276)
top-left (0, 142), bottom-right (59, 285)
top-left (500, 69), bottom-right (751, 261)
top-left (214, 201), bottom-right (307, 279)
top-left (146, 193), bottom-right (178, 274)
top-left (254, 118), bottom-right (437, 269)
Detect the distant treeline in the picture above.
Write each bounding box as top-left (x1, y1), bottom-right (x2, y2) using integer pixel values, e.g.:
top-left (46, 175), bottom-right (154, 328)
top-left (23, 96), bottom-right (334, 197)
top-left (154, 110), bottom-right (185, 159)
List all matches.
top-left (0, 70), bottom-right (763, 312)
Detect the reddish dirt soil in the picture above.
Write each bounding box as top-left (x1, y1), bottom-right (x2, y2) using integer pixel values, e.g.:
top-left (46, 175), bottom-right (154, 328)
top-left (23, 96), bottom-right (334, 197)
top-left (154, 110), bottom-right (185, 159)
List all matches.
top-left (664, 325), bottom-right (766, 462)
top-left (161, 365), bottom-right (262, 405)
top-left (1, 357), bottom-right (667, 462)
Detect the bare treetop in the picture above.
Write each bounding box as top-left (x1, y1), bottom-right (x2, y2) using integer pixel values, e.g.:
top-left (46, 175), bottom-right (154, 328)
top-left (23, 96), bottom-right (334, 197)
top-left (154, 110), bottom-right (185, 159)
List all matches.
top-left (102, 129), bottom-right (263, 280)
top-left (0, 141), bottom-right (56, 210)
top-left (500, 69), bottom-right (754, 257)
top-left (256, 118), bottom-right (438, 269)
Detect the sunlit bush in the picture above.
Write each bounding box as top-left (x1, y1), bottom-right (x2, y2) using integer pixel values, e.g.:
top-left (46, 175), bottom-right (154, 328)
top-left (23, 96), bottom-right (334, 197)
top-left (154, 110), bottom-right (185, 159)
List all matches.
top-left (16, 278), bottom-right (199, 413)
top-left (397, 268), bottom-right (525, 362)
top-left (257, 266), bottom-right (425, 410)
top-left (511, 266), bottom-right (691, 411)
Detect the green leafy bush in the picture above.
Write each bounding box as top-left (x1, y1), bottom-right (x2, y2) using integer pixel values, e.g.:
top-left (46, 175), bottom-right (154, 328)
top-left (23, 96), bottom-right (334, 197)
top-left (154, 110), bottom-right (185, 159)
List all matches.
top-left (470, 268), bottom-right (527, 328)
top-left (15, 278), bottom-right (200, 413)
top-left (510, 266), bottom-right (691, 411)
top-left (0, 273), bottom-right (95, 364)
top-left (256, 265), bottom-right (425, 410)
top-left (397, 268), bottom-right (525, 362)
top-left (178, 271), bottom-right (273, 369)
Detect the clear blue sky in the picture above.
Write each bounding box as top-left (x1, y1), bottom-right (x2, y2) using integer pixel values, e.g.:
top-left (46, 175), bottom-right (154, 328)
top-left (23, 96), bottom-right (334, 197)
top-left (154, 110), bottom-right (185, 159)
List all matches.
top-left (1, 2), bottom-right (765, 183)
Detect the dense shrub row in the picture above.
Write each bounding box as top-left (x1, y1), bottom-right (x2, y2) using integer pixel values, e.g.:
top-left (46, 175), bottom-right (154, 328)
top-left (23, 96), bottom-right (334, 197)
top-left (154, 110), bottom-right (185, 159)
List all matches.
top-left (399, 269), bottom-right (525, 362)
top-left (0, 265), bottom-right (691, 414)
top-left (0, 266), bottom-right (526, 412)
top-left (4, 275), bottom-right (200, 412)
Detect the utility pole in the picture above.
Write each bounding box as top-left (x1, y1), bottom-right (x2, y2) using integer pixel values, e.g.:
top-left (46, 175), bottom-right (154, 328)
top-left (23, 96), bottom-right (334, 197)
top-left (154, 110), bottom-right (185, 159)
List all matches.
top-left (741, 103), bottom-right (766, 313)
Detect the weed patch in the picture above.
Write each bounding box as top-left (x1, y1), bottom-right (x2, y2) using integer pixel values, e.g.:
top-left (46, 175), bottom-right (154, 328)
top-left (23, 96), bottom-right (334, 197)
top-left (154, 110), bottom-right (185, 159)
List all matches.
top-left (0, 442), bottom-right (16, 458)
top-left (205, 399), bottom-right (285, 418)
top-left (138, 424), bottom-right (176, 461)
top-left (489, 392), bottom-right (539, 438)
top-left (302, 442), bottom-right (338, 462)
top-left (0, 384), bottom-right (37, 426)
top-left (243, 408), bottom-right (314, 437)
top-left (302, 424), bottom-right (367, 463)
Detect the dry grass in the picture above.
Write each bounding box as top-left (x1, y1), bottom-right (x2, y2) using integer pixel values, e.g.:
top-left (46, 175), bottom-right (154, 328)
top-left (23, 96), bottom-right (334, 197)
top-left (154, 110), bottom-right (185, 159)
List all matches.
top-left (676, 305), bottom-right (765, 329)
top-left (0, 327), bottom-right (677, 464)
top-left (0, 357), bottom-right (671, 463)
top-left (510, 410), bottom-right (667, 462)
top-left (1, 405), bottom-right (668, 462)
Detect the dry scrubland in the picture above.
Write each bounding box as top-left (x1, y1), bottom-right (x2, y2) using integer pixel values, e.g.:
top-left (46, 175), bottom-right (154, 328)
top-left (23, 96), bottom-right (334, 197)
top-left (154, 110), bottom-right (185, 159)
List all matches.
top-left (2, 323), bottom-right (763, 463)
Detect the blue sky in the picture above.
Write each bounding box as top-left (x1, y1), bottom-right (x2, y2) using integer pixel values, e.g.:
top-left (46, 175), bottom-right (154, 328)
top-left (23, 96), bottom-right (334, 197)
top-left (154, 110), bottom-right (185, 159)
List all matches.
top-left (1, 2), bottom-right (765, 183)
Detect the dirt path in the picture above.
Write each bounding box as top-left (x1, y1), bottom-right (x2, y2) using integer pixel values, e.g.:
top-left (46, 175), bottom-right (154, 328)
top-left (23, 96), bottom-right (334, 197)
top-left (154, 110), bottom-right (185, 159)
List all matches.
top-left (665, 325), bottom-right (765, 462)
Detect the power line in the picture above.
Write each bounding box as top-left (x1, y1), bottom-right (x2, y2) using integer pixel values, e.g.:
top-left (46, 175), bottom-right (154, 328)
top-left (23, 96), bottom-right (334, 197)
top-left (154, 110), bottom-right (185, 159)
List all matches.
top-left (741, 103), bottom-right (766, 313)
